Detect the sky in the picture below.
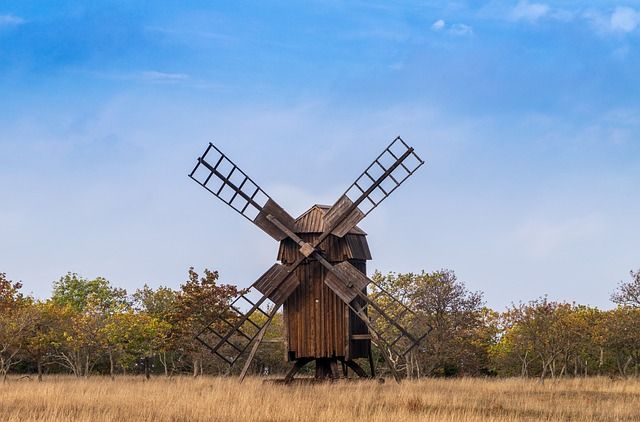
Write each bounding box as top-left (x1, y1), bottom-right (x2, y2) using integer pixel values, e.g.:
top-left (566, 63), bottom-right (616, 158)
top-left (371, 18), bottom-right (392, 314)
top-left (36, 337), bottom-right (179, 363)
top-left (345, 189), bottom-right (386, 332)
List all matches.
top-left (1, 1), bottom-right (639, 310)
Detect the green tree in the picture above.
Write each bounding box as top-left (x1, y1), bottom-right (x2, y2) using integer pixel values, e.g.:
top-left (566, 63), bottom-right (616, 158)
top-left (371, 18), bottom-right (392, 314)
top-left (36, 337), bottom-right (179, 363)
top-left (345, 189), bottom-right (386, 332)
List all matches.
top-left (52, 273), bottom-right (129, 312)
top-left (133, 285), bottom-right (179, 376)
top-left (102, 311), bottom-right (171, 379)
top-left (50, 273), bottom-right (129, 377)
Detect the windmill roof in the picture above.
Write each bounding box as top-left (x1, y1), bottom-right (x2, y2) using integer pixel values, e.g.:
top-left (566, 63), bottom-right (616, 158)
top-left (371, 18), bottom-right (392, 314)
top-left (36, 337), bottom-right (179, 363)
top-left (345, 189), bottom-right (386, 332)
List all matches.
top-left (293, 204), bottom-right (367, 235)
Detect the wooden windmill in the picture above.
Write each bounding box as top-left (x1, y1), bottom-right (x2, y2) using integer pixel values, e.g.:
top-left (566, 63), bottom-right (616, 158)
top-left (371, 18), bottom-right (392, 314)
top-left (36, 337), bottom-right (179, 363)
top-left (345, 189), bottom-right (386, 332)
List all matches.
top-left (188, 137), bottom-right (429, 382)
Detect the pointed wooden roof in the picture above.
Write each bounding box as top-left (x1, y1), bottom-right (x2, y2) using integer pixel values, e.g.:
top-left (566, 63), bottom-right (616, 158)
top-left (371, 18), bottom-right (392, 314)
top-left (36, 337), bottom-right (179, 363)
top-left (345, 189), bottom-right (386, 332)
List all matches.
top-left (293, 205), bottom-right (367, 235)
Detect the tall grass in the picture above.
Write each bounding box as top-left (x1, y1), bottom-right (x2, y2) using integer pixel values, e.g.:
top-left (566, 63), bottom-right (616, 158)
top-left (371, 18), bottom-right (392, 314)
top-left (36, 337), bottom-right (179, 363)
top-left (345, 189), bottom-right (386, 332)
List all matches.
top-left (1, 376), bottom-right (639, 421)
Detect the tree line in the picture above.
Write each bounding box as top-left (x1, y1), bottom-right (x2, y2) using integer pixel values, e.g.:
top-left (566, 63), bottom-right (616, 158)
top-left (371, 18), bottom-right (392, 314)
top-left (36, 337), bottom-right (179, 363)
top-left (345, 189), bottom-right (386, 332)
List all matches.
top-left (1, 268), bottom-right (639, 381)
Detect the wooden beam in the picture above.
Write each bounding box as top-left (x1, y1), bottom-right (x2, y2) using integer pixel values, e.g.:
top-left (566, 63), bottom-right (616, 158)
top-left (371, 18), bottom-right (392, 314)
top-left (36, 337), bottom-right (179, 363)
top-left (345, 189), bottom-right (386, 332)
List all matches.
top-left (239, 305), bottom-right (281, 383)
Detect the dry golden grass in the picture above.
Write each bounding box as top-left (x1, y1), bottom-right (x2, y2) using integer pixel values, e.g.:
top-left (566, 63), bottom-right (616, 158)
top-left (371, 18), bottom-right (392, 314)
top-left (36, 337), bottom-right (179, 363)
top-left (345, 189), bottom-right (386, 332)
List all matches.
top-left (1, 376), bottom-right (639, 422)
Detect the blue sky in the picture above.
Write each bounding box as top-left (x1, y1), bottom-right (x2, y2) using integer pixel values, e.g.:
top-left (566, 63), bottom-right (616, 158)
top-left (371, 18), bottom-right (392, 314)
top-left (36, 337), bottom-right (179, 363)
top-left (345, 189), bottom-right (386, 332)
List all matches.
top-left (1, 1), bottom-right (638, 310)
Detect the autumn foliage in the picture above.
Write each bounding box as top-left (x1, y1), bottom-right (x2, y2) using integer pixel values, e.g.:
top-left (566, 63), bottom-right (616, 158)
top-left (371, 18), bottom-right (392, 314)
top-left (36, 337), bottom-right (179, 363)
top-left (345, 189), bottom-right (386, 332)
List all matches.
top-left (1, 268), bottom-right (640, 381)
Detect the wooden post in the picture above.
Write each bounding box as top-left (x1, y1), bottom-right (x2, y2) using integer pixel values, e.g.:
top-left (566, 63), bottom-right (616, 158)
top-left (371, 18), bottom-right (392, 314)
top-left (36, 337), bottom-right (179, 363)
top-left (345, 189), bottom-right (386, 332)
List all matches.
top-left (239, 305), bottom-right (280, 383)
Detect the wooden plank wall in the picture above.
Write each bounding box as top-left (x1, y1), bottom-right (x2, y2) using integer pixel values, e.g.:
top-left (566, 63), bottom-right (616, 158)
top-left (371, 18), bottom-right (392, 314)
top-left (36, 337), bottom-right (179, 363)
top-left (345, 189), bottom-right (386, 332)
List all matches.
top-left (283, 259), bottom-right (369, 361)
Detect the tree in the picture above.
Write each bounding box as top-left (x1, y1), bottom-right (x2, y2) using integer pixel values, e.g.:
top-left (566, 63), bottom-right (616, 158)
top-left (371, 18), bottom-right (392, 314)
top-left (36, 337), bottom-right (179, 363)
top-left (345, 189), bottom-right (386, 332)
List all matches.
top-left (0, 273), bottom-right (24, 310)
top-left (0, 273), bottom-right (33, 382)
top-left (52, 273), bottom-right (129, 312)
top-left (372, 270), bottom-right (489, 377)
top-left (50, 273), bottom-right (130, 377)
top-left (23, 300), bottom-right (66, 381)
top-left (611, 269), bottom-right (640, 308)
top-left (173, 268), bottom-right (242, 377)
top-left (499, 299), bottom-right (598, 381)
top-left (600, 307), bottom-right (640, 377)
top-left (102, 311), bottom-right (171, 379)
top-left (133, 285), bottom-right (179, 376)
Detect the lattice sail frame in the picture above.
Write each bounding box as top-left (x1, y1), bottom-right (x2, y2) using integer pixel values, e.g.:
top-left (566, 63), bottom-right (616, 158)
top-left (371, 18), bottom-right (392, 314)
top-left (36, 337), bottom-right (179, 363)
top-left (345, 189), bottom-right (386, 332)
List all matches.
top-left (343, 137), bottom-right (424, 216)
top-left (362, 277), bottom-right (431, 361)
top-left (189, 143), bottom-right (270, 222)
top-left (195, 290), bottom-right (276, 367)
top-left (324, 137), bottom-right (424, 238)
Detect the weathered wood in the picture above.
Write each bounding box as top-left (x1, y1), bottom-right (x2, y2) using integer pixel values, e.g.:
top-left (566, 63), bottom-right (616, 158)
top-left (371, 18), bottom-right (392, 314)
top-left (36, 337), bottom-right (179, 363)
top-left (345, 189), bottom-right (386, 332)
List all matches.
top-left (283, 260), bottom-right (369, 361)
top-left (253, 264), bottom-right (299, 305)
top-left (253, 199), bottom-right (297, 241)
top-left (278, 233), bottom-right (371, 264)
top-left (344, 359), bottom-right (369, 379)
top-left (239, 305), bottom-right (280, 383)
top-left (293, 204), bottom-right (366, 235)
top-left (368, 343), bottom-right (376, 378)
top-left (323, 261), bottom-right (369, 304)
top-left (284, 358), bottom-right (312, 384)
top-left (324, 195), bottom-right (366, 238)
top-left (351, 334), bottom-right (371, 340)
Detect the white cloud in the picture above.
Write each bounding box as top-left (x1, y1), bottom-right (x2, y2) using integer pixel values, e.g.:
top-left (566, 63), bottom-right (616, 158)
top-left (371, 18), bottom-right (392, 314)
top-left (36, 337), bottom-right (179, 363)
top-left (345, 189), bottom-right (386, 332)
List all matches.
top-left (510, 1), bottom-right (550, 22)
top-left (449, 23), bottom-right (473, 36)
top-left (431, 19), bottom-right (445, 31)
top-left (0, 14), bottom-right (24, 27)
top-left (429, 19), bottom-right (473, 36)
top-left (584, 6), bottom-right (640, 35)
top-left (140, 71), bottom-right (189, 82)
top-left (610, 6), bottom-right (640, 33)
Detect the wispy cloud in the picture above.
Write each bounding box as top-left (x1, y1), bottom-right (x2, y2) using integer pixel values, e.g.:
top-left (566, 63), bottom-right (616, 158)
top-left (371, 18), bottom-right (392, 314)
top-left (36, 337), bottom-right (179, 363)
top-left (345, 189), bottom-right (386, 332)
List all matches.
top-left (431, 19), bottom-right (445, 31)
top-left (431, 19), bottom-right (473, 36)
top-left (145, 26), bottom-right (236, 43)
top-left (140, 71), bottom-right (189, 83)
top-left (93, 70), bottom-right (190, 84)
top-left (0, 14), bottom-right (25, 27)
top-left (585, 6), bottom-right (640, 34)
top-left (449, 23), bottom-right (473, 36)
top-left (510, 1), bottom-right (550, 22)
top-left (610, 7), bottom-right (640, 33)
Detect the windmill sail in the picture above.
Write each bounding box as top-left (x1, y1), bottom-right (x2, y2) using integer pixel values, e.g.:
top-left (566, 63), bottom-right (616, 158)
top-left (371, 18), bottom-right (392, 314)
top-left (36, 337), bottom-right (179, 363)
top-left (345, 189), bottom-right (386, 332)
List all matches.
top-left (189, 143), bottom-right (296, 241)
top-left (324, 137), bottom-right (424, 237)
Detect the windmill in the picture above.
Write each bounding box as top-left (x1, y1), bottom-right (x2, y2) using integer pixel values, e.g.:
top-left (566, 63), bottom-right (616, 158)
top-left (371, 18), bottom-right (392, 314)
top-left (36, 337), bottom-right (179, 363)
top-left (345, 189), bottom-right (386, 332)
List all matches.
top-left (188, 137), bottom-right (429, 382)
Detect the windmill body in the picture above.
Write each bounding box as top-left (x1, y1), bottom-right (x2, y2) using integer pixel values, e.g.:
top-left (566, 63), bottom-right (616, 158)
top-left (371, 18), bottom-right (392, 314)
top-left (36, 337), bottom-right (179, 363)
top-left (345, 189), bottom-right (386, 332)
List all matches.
top-left (188, 137), bottom-right (430, 382)
top-left (278, 205), bottom-right (371, 371)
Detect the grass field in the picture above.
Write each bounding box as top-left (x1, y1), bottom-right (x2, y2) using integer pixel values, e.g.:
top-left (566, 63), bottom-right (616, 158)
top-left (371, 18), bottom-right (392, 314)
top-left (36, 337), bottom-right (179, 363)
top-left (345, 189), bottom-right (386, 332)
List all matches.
top-left (1, 376), bottom-right (639, 421)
